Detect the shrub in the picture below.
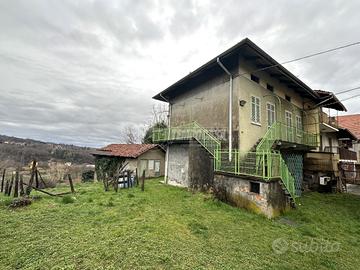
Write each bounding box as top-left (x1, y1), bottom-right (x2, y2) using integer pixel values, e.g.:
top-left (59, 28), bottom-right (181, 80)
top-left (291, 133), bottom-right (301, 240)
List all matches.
top-left (9, 198), bottom-right (32, 208)
top-left (82, 170), bottom-right (95, 182)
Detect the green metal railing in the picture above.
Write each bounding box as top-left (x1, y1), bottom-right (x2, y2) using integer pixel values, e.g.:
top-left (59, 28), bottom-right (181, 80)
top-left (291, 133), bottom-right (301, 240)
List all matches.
top-left (256, 122), bottom-right (317, 153)
top-left (152, 121), bottom-right (304, 201)
top-left (152, 122), bottom-right (221, 162)
top-left (214, 149), bottom-right (296, 200)
top-left (214, 150), bottom-right (279, 179)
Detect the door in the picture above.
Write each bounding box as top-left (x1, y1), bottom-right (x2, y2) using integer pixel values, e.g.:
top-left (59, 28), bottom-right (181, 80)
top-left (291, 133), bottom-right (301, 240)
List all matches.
top-left (154, 160), bottom-right (161, 177)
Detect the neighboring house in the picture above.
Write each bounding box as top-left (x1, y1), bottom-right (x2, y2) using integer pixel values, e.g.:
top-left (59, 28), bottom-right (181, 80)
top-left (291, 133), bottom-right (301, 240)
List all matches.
top-left (337, 114), bottom-right (360, 162)
top-left (303, 95), bottom-right (357, 191)
top-left (92, 144), bottom-right (165, 178)
top-left (152, 38), bottom-right (345, 217)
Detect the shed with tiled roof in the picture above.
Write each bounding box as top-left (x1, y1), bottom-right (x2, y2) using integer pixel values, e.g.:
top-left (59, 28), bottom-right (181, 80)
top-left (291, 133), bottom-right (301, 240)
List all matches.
top-left (92, 144), bottom-right (165, 178)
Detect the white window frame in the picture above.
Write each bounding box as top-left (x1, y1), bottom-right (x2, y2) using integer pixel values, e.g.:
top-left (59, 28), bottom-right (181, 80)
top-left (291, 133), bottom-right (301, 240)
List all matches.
top-left (154, 160), bottom-right (161, 173)
top-left (285, 110), bottom-right (292, 127)
top-left (296, 115), bottom-right (302, 137)
top-left (285, 110), bottom-right (293, 141)
top-left (251, 96), bottom-right (261, 125)
top-left (148, 160), bottom-right (154, 170)
top-left (266, 102), bottom-right (276, 128)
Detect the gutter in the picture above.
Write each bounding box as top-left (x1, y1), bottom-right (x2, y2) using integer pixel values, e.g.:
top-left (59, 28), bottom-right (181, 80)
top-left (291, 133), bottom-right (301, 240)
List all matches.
top-left (217, 57), bottom-right (233, 161)
top-left (159, 93), bottom-right (171, 184)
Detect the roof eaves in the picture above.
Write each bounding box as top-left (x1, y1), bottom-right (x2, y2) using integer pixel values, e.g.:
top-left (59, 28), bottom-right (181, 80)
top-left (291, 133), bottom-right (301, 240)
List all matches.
top-left (153, 38), bottom-right (320, 101)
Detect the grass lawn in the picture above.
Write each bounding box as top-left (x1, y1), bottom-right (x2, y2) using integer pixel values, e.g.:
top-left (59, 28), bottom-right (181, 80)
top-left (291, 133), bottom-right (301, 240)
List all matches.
top-left (1, 178), bottom-right (360, 270)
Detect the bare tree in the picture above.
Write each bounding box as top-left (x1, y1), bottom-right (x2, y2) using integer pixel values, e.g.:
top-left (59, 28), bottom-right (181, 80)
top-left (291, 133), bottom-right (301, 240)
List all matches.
top-left (120, 125), bottom-right (143, 144)
top-left (151, 103), bottom-right (168, 126)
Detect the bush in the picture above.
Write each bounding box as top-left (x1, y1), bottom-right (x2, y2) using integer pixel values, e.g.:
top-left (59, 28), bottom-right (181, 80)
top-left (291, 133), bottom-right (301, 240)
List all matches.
top-left (61, 195), bottom-right (76, 204)
top-left (82, 170), bottom-right (95, 182)
top-left (8, 198), bottom-right (32, 208)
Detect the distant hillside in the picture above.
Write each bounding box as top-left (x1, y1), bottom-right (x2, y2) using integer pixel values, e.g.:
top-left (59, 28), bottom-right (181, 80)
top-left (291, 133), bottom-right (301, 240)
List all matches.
top-left (0, 135), bottom-right (94, 167)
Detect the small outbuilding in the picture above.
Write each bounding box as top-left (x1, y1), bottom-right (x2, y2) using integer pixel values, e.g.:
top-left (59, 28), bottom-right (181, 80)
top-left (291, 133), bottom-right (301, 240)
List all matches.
top-left (92, 144), bottom-right (165, 179)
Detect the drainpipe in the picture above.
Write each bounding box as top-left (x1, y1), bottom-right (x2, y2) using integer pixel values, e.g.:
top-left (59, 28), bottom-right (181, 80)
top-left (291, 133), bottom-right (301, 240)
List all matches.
top-left (217, 57), bottom-right (233, 161)
top-left (160, 93), bottom-right (171, 184)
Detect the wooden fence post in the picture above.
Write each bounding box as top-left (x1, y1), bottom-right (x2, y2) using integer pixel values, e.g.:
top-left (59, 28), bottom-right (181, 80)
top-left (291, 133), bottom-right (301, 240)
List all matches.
top-left (19, 174), bottom-right (25, 196)
top-left (26, 160), bottom-right (37, 195)
top-left (0, 168), bottom-right (5, 193)
top-left (135, 168), bottom-right (138, 187)
top-left (8, 173), bottom-right (14, 196)
top-left (68, 174), bottom-right (75, 193)
top-left (141, 170), bottom-right (145, 192)
top-left (35, 168), bottom-right (39, 188)
top-left (14, 170), bottom-right (19, 198)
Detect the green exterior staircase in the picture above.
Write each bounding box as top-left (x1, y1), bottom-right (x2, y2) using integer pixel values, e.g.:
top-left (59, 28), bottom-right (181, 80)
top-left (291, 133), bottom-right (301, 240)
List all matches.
top-left (153, 121), bottom-right (318, 203)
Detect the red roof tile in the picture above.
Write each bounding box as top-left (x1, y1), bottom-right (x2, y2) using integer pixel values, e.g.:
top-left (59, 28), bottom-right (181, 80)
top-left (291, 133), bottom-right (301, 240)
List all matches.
top-left (95, 144), bottom-right (160, 158)
top-left (337, 114), bottom-right (360, 139)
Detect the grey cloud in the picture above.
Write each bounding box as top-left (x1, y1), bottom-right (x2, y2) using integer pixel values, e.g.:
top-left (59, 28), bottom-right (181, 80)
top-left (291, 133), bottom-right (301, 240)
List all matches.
top-left (0, 0), bottom-right (359, 147)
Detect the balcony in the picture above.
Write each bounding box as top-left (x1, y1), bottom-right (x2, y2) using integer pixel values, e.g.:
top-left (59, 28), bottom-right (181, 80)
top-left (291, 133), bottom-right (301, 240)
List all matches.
top-left (272, 122), bottom-right (318, 147)
top-left (339, 148), bottom-right (357, 161)
top-left (154, 122), bottom-right (317, 148)
top-left (323, 146), bottom-right (357, 161)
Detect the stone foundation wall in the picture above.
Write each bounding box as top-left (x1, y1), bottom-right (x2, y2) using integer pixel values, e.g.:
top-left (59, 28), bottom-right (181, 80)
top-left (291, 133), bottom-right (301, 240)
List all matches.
top-left (213, 173), bottom-right (290, 218)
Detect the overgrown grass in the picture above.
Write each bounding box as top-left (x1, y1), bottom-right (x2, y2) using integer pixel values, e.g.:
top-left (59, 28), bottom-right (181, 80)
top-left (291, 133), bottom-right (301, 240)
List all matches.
top-left (0, 179), bottom-right (359, 269)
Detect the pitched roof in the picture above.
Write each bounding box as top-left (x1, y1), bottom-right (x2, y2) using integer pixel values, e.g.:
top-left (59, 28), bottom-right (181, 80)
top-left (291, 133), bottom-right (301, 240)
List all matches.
top-left (337, 114), bottom-right (360, 139)
top-left (153, 38), bottom-right (320, 102)
top-left (314, 90), bottom-right (347, 111)
top-left (92, 144), bottom-right (160, 158)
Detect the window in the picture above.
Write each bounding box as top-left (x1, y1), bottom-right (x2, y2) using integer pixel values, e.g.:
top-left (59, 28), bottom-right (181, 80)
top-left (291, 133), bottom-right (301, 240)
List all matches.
top-left (296, 116), bottom-right (302, 136)
top-left (250, 182), bottom-right (260, 194)
top-left (148, 160), bottom-right (154, 170)
top-left (251, 96), bottom-right (261, 124)
top-left (154, 160), bottom-right (161, 173)
top-left (266, 84), bottom-right (274, 92)
top-left (285, 95), bottom-right (291, 102)
top-left (251, 74), bottom-right (260, 83)
top-left (266, 103), bottom-right (276, 128)
top-left (285, 111), bottom-right (293, 141)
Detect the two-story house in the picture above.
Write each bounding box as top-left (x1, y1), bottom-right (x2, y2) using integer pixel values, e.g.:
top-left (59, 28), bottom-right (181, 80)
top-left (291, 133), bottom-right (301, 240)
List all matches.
top-left (303, 90), bottom-right (358, 192)
top-left (152, 38), bottom-right (344, 217)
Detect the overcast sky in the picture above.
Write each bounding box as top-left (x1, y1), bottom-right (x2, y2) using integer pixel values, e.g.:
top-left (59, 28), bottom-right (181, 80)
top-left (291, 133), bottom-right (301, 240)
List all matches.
top-left (1, 0), bottom-right (360, 147)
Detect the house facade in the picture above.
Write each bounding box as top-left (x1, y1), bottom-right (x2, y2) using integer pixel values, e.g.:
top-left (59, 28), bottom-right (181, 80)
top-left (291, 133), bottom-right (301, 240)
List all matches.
top-left (304, 103), bottom-right (358, 192)
top-left (152, 38), bottom-right (344, 217)
top-left (337, 114), bottom-right (360, 162)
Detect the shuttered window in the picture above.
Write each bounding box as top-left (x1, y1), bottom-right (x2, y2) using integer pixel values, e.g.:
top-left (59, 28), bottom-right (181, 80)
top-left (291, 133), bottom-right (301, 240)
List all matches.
top-left (251, 96), bottom-right (261, 124)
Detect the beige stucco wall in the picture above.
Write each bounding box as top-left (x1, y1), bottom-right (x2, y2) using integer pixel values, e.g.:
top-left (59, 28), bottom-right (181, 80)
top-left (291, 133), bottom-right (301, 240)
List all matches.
top-left (320, 132), bottom-right (339, 152)
top-left (169, 54), bottom-right (319, 152)
top-left (124, 158), bottom-right (138, 172)
top-left (136, 148), bottom-right (165, 178)
top-left (170, 70), bottom-right (240, 138)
